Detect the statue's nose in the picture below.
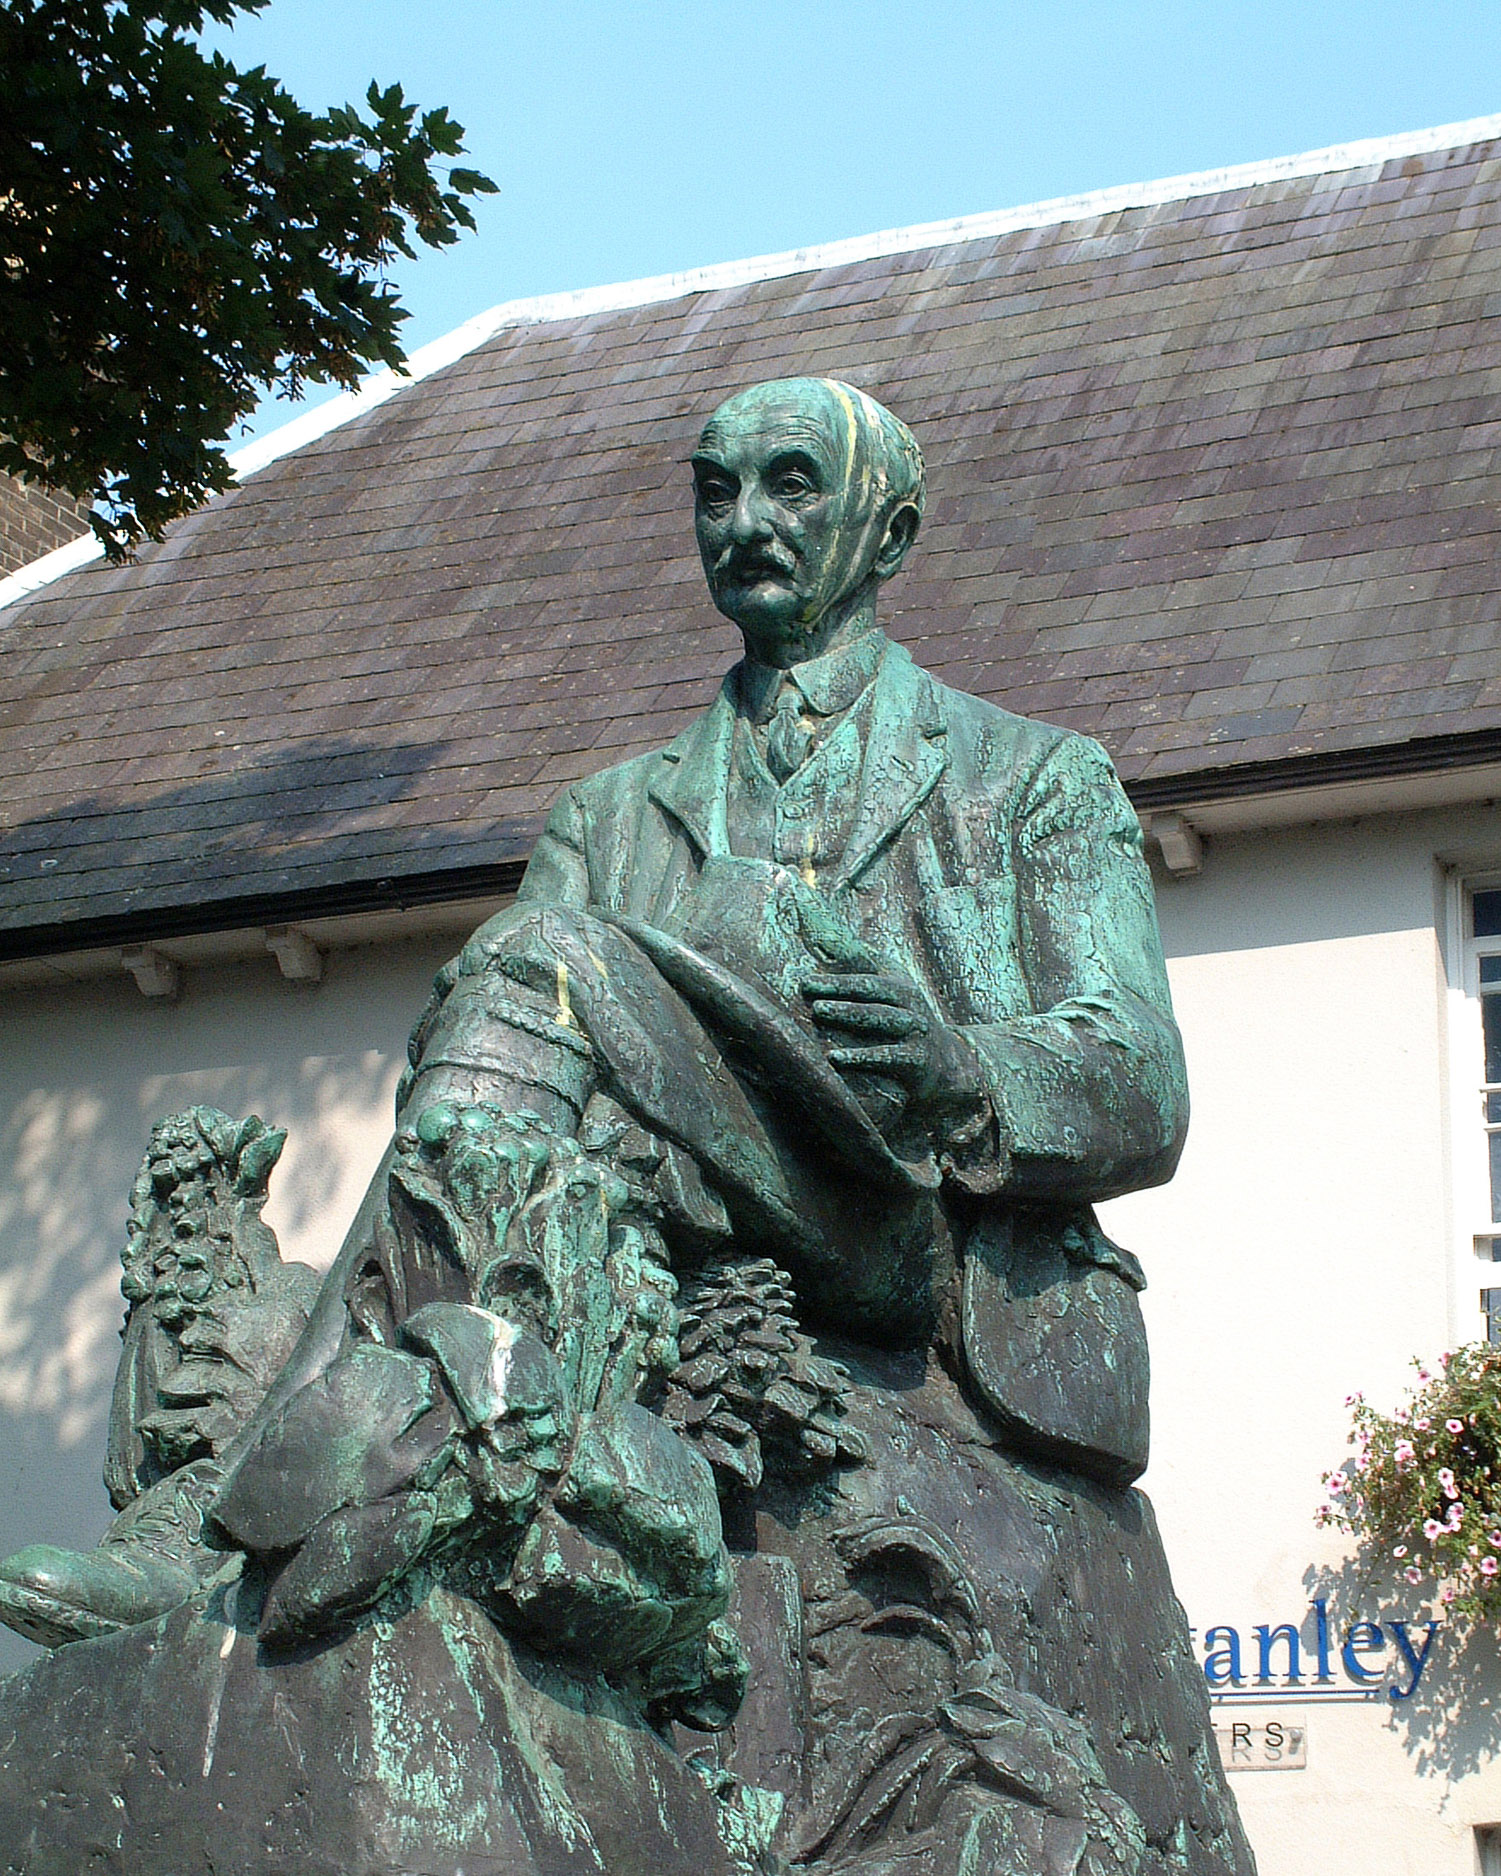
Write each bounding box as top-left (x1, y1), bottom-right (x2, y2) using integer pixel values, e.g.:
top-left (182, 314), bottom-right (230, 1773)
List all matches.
top-left (727, 483), bottom-right (774, 543)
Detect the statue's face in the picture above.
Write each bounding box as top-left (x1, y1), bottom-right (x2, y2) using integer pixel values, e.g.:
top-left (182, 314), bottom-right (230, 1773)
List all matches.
top-left (693, 384), bottom-right (895, 665)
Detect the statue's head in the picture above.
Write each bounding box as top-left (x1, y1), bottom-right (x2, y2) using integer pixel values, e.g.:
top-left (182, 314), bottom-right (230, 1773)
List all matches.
top-left (692, 377), bottom-right (925, 667)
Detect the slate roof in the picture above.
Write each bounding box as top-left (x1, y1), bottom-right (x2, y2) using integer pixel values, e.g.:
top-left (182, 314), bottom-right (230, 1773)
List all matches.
top-left (4, 125), bottom-right (1501, 955)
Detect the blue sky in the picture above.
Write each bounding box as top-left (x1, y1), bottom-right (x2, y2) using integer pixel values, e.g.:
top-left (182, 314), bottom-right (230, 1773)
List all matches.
top-left (208, 1), bottom-right (1501, 442)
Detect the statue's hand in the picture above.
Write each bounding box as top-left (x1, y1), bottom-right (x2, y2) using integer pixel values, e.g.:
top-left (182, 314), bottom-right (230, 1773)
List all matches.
top-left (802, 970), bottom-right (981, 1114)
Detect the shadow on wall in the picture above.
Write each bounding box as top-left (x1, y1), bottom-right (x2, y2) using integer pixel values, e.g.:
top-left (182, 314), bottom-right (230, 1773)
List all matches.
top-left (1303, 1554), bottom-right (1501, 1781)
top-left (0, 1036), bottom-right (399, 1475)
top-left (0, 939), bottom-right (459, 1676)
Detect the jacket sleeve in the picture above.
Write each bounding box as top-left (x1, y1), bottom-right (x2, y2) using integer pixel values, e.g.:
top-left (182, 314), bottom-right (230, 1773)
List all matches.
top-left (404, 788), bottom-right (593, 1070)
top-left (958, 733), bottom-right (1189, 1204)
top-left (514, 787), bottom-right (591, 910)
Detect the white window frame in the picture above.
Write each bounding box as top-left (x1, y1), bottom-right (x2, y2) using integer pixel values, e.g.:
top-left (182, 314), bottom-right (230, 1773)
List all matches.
top-left (1445, 869), bottom-right (1501, 1346)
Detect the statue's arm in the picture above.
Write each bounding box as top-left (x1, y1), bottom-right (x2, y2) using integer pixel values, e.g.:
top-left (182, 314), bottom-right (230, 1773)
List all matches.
top-left (514, 787), bottom-right (591, 909)
top-left (397, 788), bottom-right (593, 1086)
top-left (958, 733), bottom-right (1188, 1204)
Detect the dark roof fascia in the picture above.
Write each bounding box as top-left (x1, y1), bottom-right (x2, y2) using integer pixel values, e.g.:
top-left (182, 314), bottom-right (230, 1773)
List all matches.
top-left (1125, 728), bottom-right (1501, 814)
top-left (4, 728), bottom-right (1501, 966)
top-left (0, 858), bottom-right (529, 966)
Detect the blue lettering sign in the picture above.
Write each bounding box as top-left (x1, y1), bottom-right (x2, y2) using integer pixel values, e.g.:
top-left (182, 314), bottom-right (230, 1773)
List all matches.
top-left (1340, 1621), bottom-right (1386, 1685)
top-left (1198, 1600), bottom-right (1442, 1703)
top-left (1387, 1621), bottom-right (1439, 1701)
top-left (1312, 1596), bottom-right (1335, 1684)
top-left (1253, 1622), bottom-right (1302, 1685)
top-left (1203, 1625), bottom-right (1243, 1688)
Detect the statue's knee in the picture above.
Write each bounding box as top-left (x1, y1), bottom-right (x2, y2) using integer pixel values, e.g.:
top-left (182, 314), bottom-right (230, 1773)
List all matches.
top-left (399, 951), bottom-right (598, 1130)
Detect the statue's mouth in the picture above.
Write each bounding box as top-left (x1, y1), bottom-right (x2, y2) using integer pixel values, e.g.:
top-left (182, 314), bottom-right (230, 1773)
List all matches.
top-left (717, 546), bottom-right (795, 587)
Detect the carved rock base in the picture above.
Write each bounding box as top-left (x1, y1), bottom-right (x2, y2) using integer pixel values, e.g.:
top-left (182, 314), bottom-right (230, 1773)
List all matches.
top-left (0, 1577), bottom-right (775, 1876)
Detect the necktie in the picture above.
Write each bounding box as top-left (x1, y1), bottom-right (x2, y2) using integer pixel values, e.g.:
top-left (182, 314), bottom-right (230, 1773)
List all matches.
top-left (765, 685), bottom-right (814, 783)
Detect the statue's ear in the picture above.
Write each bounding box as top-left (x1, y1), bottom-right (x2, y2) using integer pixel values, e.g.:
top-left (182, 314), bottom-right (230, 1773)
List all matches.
top-left (873, 501), bottom-right (921, 581)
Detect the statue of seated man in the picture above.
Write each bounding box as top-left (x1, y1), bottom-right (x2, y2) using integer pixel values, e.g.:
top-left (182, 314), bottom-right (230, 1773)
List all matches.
top-left (0, 380), bottom-right (1254, 1876)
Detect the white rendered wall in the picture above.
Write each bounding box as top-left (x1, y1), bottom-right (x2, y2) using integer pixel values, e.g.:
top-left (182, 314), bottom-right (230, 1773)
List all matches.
top-left (0, 932), bottom-right (459, 1677)
top-left (1104, 802), bottom-right (1501, 1876)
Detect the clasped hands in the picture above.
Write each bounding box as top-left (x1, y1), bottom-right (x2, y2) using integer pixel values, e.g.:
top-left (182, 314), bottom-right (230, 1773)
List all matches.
top-left (801, 966), bottom-right (983, 1120)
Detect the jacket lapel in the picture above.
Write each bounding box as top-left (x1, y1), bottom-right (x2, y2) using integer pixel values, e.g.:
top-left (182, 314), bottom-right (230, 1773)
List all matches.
top-left (646, 676), bottom-right (737, 859)
top-left (834, 642), bottom-right (949, 888)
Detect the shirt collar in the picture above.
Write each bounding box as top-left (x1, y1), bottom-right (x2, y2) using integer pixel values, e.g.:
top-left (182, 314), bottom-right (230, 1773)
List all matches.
top-left (738, 629), bottom-right (886, 723)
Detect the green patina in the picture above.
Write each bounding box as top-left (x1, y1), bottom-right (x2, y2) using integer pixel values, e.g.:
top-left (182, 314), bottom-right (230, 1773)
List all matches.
top-left (0, 381), bottom-right (1255, 1876)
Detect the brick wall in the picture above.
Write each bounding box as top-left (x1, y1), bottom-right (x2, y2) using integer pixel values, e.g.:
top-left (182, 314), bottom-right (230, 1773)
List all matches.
top-left (0, 474), bottom-right (91, 575)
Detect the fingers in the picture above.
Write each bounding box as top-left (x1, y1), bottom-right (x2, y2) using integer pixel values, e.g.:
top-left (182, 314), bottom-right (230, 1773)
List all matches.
top-left (807, 998), bottom-right (922, 1038)
top-left (802, 972), bottom-right (915, 1006)
top-left (826, 1041), bottom-right (927, 1083)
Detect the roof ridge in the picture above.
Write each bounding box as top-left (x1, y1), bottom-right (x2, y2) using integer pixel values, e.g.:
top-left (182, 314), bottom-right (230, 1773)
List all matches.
top-left (3, 109), bottom-right (1498, 617)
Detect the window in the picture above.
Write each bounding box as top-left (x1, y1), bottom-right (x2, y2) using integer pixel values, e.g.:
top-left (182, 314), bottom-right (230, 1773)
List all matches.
top-left (1478, 1824), bottom-right (1501, 1876)
top-left (1468, 888), bottom-right (1501, 1339)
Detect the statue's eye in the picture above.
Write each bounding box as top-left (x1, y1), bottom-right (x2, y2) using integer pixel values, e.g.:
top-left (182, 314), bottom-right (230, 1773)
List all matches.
top-left (695, 473), bottom-right (735, 511)
top-left (770, 462), bottom-right (819, 501)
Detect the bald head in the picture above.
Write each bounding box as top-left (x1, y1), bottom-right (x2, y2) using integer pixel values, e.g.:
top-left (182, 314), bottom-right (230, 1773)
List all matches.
top-left (692, 379), bottom-right (925, 667)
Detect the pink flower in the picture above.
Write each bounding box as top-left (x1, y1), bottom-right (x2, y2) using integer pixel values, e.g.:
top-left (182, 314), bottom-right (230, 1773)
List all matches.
top-left (1326, 1473), bottom-right (1345, 1494)
top-left (1439, 1467), bottom-right (1460, 1499)
top-left (1395, 1441), bottom-right (1416, 1465)
top-left (1418, 1369), bottom-right (1431, 1382)
top-left (1405, 1566), bottom-right (1424, 1584)
top-left (1482, 1558), bottom-right (1499, 1577)
top-left (1415, 1417), bottom-right (1431, 1430)
top-left (1449, 1504), bottom-right (1465, 1532)
top-left (1489, 1531), bottom-right (1501, 1548)
top-left (1393, 1544), bottom-right (1409, 1558)
top-left (1425, 1518), bottom-right (1446, 1540)
top-left (1442, 1586), bottom-right (1458, 1603)
top-left (1447, 1418), bottom-right (1466, 1434)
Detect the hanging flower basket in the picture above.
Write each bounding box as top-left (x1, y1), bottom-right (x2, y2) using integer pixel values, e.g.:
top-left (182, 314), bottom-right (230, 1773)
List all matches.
top-left (1319, 1342), bottom-right (1501, 1620)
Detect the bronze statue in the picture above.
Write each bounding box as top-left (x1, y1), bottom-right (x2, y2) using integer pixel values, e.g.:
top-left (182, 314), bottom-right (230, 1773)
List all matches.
top-left (0, 381), bottom-right (1253, 1876)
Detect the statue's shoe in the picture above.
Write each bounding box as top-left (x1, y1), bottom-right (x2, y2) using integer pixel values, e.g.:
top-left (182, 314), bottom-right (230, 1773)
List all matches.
top-left (0, 1543), bottom-right (198, 1647)
top-left (0, 1460), bottom-right (229, 1647)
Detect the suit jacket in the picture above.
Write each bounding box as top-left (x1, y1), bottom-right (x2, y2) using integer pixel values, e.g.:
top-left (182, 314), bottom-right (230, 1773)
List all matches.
top-left (515, 636), bottom-right (1187, 1209)
top-left (469, 635), bottom-right (1188, 1482)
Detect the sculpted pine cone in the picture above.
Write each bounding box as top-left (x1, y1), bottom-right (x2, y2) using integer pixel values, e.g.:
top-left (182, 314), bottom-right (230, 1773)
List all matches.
top-left (660, 1258), bottom-right (867, 1493)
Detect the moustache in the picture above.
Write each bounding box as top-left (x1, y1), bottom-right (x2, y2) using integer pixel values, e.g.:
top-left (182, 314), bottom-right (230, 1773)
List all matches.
top-left (714, 543), bottom-right (796, 582)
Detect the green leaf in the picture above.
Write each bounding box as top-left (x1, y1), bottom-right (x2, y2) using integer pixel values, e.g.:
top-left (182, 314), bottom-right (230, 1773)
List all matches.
top-left (0, 0), bottom-right (496, 558)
